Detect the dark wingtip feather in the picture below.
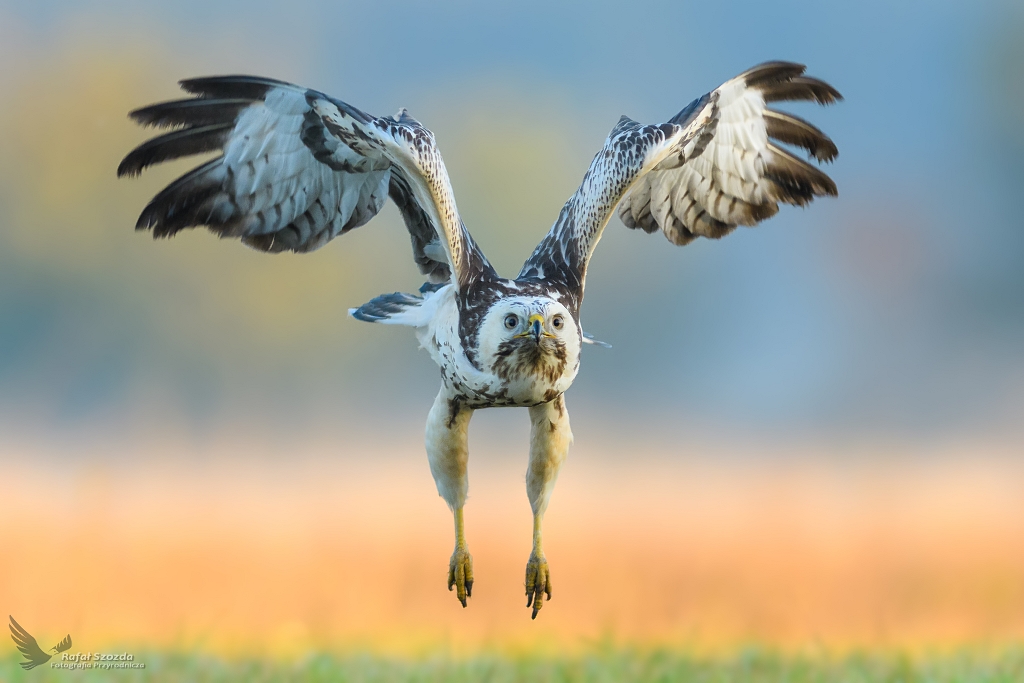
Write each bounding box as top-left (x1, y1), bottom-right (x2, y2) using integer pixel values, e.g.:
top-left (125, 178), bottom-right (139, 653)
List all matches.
top-left (178, 74), bottom-right (294, 100)
top-left (764, 109), bottom-right (839, 162)
top-left (133, 158), bottom-right (227, 237)
top-left (129, 98), bottom-right (252, 128)
top-left (139, 183), bottom-right (221, 238)
top-left (117, 126), bottom-right (228, 178)
top-left (117, 123), bottom-right (233, 178)
top-left (117, 159), bottom-right (142, 179)
top-left (761, 76), bottom-right (843, 106)
top-left (741, 61), bottom-right (807, 87)
top-left (764, 143), bottom-right (838, 206)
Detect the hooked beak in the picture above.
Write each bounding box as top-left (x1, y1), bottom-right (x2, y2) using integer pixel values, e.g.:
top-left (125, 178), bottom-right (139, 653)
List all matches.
top-left (516, 313), bottom-right (548, 342)
top-left (530, 315), bottom-right (542, 341)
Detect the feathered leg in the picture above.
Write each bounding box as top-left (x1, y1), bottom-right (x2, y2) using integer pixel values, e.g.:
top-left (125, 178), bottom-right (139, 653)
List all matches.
top-left (525, 394), bottom-right (573, 618)
top-left (425, 388), bottom-right (475, 607)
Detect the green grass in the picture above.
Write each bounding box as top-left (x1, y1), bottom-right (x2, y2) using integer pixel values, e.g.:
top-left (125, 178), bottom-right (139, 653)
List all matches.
top-left (3, 649), bottom-right (1024, 682)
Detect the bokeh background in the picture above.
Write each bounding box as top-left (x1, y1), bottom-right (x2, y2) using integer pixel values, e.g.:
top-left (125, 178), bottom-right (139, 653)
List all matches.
top-left (1, 0), bottom-right (1022, 659)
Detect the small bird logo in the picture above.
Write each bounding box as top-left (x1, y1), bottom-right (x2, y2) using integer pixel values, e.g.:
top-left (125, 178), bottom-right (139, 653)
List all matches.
top-left (8, 616), bottom-right (72, 670)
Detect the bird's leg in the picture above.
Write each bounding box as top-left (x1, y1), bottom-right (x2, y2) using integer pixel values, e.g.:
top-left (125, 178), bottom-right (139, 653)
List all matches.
top-left (525, 394), bottom-right (572, 619)
top-left (448, 505), bottom-right (473, 605)
top-left (425, 388), bottom-right (475, 607)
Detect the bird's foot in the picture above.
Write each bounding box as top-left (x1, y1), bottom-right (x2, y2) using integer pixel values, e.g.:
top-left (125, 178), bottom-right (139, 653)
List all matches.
top-left (448, 547), bottom-right (474, 607)
top-left (525, 552), bottom-right (551, 619)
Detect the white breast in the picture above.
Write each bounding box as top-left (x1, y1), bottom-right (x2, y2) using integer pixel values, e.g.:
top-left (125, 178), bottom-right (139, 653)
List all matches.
top-left (415, 289), bottom-right (579, 407)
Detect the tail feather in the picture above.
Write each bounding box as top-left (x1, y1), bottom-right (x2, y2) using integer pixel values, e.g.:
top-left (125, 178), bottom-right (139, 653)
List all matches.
top-left (350, 291), bottom-right (425, 324)
top-left (349, 284), bottom-right (447, 326)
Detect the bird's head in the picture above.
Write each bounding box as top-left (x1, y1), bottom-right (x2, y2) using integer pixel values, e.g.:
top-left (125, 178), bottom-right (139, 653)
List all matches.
top-left (477, 296), bottom-right (580, 387)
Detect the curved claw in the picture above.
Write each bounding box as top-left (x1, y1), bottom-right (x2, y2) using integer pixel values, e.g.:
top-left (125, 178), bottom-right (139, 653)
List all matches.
top-left (524, 553), bottom-right (551, 619)
top-left (448, 547), bottom-right (474, 608)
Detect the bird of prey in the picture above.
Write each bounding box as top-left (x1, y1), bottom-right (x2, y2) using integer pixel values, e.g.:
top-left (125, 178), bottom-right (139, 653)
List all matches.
top-left (9, 616), bottom-right (72, 670)
top-left (118, 62), bottom-right (839, 618)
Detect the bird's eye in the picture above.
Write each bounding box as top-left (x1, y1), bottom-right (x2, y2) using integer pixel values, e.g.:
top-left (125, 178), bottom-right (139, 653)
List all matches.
top-left (552, 315), bottom-right (564, 329)
top-left (504, 314), bottom-right (519, 330)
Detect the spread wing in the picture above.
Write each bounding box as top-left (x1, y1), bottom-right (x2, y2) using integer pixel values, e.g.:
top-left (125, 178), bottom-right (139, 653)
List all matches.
top-left (9, 616), bottom-right (51, 669)
top-left (519, 62), bottom-right (840, 310)
top-left (119, 76), bottom-right (494, 288)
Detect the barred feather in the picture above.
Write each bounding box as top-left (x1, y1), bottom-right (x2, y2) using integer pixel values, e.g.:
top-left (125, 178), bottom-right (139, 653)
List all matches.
top-left (521, 61), bottom-right (840, 307)
top-left (120, 76), bottom-right (491, 286)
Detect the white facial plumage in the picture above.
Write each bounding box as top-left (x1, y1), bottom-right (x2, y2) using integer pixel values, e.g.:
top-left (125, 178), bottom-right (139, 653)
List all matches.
top-left (475, 296), bottom-right (581, 404)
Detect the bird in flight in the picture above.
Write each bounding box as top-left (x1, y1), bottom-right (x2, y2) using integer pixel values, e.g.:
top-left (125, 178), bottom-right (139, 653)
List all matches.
top-left (119, 61), bottom-right (839, 618)
top-left (9, 616), bottom-right (72, 670)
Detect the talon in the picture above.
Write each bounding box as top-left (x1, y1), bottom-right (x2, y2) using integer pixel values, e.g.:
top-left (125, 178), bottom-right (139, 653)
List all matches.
top-left (448, 547), bottom-right (473, 608)
top-left (524, 553), bottom-right (551, 618)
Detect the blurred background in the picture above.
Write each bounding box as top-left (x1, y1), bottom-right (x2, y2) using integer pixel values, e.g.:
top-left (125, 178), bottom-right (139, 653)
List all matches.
top-left (1, 0), bottom-right (1022, 659)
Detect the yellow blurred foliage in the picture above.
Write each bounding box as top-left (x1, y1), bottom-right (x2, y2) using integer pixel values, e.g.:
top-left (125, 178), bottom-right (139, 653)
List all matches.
top-left (2, 438), bottom-right (1023, 657)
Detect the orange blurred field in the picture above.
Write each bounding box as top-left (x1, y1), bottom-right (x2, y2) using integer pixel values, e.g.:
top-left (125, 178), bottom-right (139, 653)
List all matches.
top-left (2, 431), bottom-right (1023, 658)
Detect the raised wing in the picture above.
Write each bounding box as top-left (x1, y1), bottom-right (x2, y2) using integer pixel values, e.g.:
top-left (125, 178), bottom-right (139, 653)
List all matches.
top-left (119, 76), bottom-right (493, 288)
top-left (519, 62), bottom-right (840, 310)
top-left (9, 616), bottom-right (51, 670)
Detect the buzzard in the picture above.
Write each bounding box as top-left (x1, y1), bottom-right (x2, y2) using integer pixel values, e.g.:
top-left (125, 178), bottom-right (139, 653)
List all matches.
top-left (119, 62), bottom-right (839, 618)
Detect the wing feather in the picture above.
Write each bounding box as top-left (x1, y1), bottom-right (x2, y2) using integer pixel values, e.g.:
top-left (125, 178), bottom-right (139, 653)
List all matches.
top-left (763, 110), bottom-right (838, 162)
top-left (116, 123), bottom-right (235, 177)
top-left (129, 97), bottom-right (253, 128)
top-left (120, 77), bottom-right (492, 287)
top-left (520, 61), bottom-right (839, 306)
